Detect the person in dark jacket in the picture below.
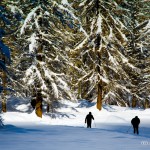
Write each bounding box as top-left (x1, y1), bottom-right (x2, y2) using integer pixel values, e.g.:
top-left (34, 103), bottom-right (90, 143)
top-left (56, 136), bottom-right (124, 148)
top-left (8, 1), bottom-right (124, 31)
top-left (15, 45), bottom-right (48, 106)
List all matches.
top-left (131, 116), bottom-right (140, 134)
top-left (85, 112), bottom-right (94, 128)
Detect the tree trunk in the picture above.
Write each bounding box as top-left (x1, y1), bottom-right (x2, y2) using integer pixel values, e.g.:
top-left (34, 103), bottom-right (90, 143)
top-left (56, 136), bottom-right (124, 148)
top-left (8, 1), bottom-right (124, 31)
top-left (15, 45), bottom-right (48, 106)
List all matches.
top-left (35, 39), bottom-right (43, 117)
top-left (132, 95), bottom-right (136, 108)
top-left (97, 81), bottom-right (102, 110)
top-left (47, 102), bottom-right (50, 113)
top-left (77, 81), bottom-right (82, 99)
top-left (2, 100), bottom-right (6, 112)
top-left (96, 33), bottom-right (102, 110)
top-left (144, 99), bottom-right (149, 109)
top-left (2, 56), bottom-right (7, 112)
top-left (35, 92), bottom-right (42, 118)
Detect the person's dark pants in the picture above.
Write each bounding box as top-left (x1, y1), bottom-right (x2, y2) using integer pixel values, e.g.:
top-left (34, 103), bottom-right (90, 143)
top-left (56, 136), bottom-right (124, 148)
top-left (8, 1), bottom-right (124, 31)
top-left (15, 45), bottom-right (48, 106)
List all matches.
top-left (87, 122), bottom-right (91, 128)
top-left (133, 126), bottom-right (139, 134)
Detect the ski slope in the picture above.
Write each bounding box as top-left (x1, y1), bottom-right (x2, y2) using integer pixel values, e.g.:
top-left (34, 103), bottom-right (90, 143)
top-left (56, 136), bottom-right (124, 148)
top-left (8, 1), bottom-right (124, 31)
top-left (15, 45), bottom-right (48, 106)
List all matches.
top-left (1, 100), bottom-right (150, 150)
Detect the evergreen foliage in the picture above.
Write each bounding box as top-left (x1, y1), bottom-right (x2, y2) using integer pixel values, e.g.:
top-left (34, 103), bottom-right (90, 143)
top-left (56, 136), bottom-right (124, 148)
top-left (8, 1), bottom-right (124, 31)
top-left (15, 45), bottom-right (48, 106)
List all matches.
top-left (121, 0), bottom-right (150, 107)
top-left (0, 0), bottom-right (149, 111)
top-left (10, 0), bottom-right (83, 111)
top-left (71, 0), bottom-right (131, 106)
top-left (0, 1), bottom-right (21, 112)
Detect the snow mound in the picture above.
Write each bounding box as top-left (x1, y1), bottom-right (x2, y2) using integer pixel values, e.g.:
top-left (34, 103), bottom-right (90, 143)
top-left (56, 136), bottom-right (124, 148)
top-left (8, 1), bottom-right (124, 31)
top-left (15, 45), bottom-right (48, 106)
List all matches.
top-left (77, 100), bottom-right (95, 108)
top-left (0, 97), bottom-right (32, 113)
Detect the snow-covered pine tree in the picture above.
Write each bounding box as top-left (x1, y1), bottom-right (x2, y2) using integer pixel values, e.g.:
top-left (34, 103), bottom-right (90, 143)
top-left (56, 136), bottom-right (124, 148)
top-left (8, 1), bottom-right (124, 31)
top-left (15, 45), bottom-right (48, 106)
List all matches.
top-left (0, 1), bottom-right (21, 112)
top-left (13, 0), bottom-right (82, 115)
top-left (71, 0), bottom-right (140, 109)
top-left (121, 0), bottom-right (150, 108)
top-left (5, 0), bottom-right (24, 97)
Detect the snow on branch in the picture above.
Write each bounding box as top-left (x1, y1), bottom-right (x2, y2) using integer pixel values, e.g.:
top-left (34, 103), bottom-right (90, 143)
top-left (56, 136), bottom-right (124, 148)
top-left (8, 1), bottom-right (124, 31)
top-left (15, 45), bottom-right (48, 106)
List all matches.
top-left (107, 50), bottom-right (119, 67)
top-left (104, 91), bottom-right (116, 100)
top-left (23, 65), bottom-right (37, 85)
top-left (53, 2), bottom-right (88, 36)
top-left (28, 33), bottom-right (39, 54)
top-left (96, 14), bottom-right (102, 34)
top-left (74, 70), bottom-right (94, 86)
top-left (74, 38), bottom-right (88, 50)
top-left (144, 20), bottom-right (150, 29)
top-left (61, 0), bottom-right (69, 6)
top-left (20, 6), bottom-right (40, 34)
top-left (8, 4), bottom-right (23, 15)
top-left (115, 84), bottom-right (130, 93)
top-left (99, 75), bottom-right (110, 84)
top-left (135, 20), bottom-right (150, 31)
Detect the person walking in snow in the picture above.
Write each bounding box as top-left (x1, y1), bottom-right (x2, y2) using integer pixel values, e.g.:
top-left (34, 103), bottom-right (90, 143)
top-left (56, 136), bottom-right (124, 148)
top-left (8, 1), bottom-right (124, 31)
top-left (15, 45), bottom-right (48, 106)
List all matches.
top-left (131, 116), bottom-right (140, 134)
top-left (85, 112), bottom-right (94, 128)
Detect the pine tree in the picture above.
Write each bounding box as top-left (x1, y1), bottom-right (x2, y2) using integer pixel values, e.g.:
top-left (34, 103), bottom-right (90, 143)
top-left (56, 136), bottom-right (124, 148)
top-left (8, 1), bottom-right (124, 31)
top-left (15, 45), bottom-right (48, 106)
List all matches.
top-left (72, 0), bottom-right (141, 109)
top-left (1, 0), bottom-right (149, 112)
top-left (121, 0), bottom-right (150, 107)
top-left (12, 0), bottom-right (82, 115)
top-left (0, 1), bottom-right (21, 112)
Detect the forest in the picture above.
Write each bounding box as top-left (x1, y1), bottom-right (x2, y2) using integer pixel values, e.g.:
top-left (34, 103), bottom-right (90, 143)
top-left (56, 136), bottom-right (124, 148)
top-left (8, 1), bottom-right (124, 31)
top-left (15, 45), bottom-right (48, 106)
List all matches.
top-left (0, 0), bottom-right (149, 117)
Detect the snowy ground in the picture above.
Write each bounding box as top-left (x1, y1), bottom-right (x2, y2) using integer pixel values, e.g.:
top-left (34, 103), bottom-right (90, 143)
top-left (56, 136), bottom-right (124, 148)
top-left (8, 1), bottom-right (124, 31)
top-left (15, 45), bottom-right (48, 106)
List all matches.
top-left (1, 100), bottom-right (150, 150)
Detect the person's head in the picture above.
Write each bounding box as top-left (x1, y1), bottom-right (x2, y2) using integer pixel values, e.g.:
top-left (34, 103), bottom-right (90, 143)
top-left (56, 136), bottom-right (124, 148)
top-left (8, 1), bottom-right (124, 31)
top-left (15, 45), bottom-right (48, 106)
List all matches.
top-left (89, 112), bottom-right (92, 115)
top-left (135, 116), bottom-right (138, 118)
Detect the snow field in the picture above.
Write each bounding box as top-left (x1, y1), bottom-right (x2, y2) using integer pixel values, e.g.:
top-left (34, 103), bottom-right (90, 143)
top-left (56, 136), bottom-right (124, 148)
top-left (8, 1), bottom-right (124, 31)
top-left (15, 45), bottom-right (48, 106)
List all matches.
top-left (1, 100), bottom-right (150, 150)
